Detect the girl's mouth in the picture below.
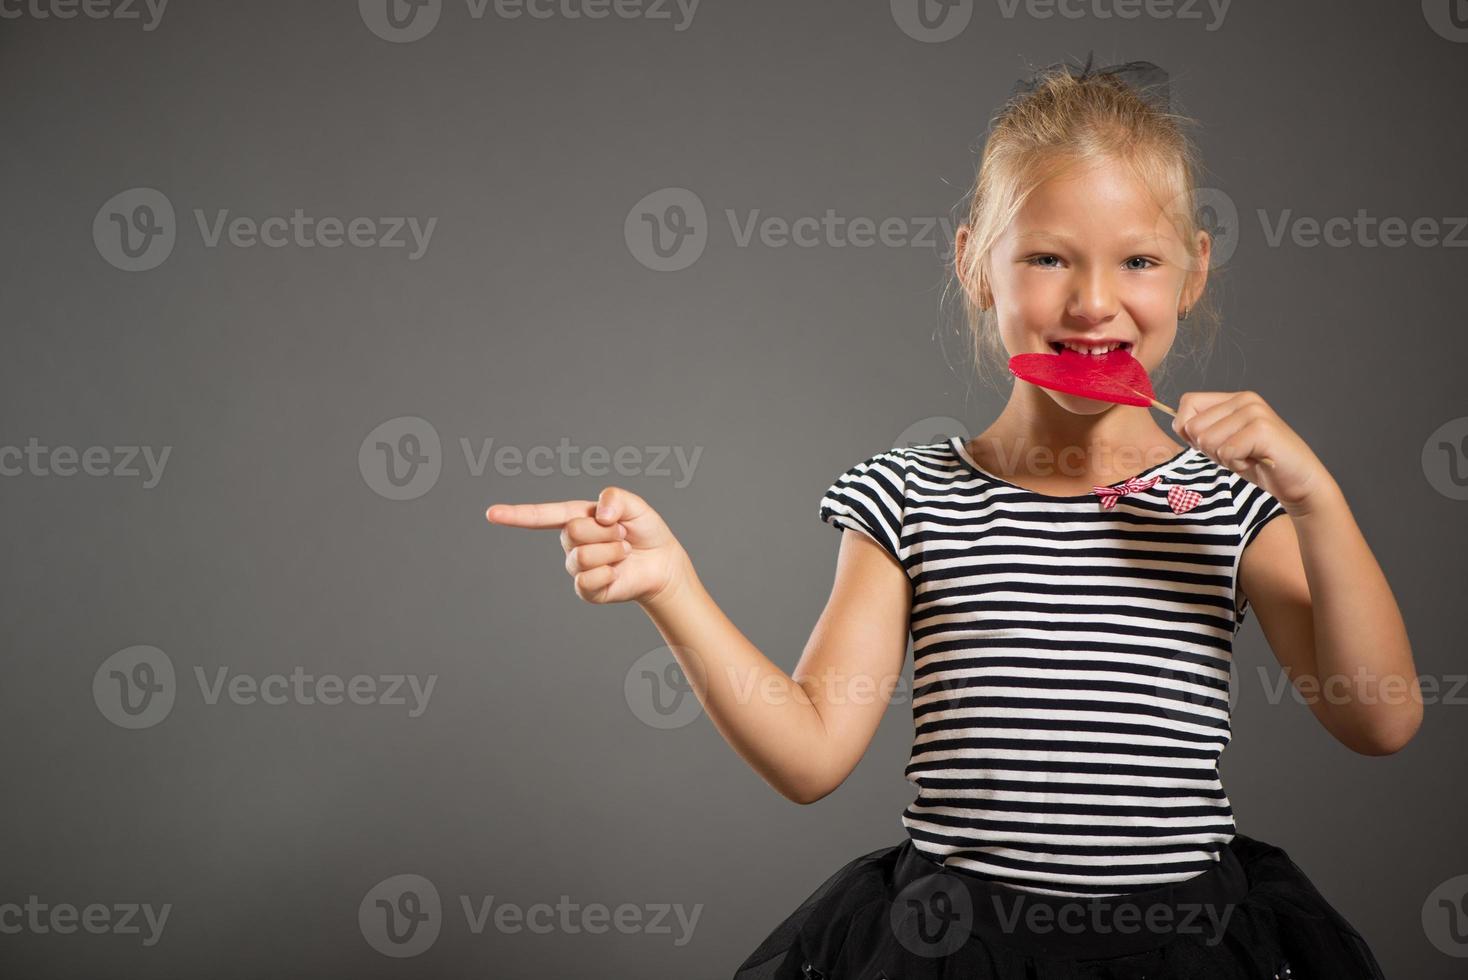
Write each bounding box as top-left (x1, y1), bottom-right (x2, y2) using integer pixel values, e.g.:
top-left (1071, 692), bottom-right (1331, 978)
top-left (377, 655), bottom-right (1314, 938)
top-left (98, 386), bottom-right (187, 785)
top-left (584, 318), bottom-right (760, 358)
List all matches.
top-left (1048, 340), bottom-right (1133, 356)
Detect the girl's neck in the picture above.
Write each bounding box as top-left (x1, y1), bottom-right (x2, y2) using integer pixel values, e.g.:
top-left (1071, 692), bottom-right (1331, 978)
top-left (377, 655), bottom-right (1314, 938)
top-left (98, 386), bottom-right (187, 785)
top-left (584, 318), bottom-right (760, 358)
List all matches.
top-left (969, 385), bottom-right (1186, 485)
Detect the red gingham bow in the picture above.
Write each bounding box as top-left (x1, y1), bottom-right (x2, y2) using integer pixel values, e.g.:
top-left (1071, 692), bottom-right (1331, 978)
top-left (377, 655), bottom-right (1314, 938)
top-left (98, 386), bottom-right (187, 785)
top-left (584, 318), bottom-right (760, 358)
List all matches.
top-left (1091, 476), bottom-right (1203, 514)
top-left (1091, 475), bottom-right (1161, 509)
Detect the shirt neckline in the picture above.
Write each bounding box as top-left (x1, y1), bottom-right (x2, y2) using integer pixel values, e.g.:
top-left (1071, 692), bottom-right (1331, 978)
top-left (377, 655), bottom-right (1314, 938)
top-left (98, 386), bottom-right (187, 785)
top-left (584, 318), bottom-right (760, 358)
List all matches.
top-left (949, 436), bottom-right (1200, 503)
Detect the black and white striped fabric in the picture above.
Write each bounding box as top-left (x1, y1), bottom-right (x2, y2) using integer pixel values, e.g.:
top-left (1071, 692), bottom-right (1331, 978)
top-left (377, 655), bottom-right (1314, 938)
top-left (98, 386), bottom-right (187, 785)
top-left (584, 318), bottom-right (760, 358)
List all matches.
top-left (818, 436), bottom-right (1289, 897)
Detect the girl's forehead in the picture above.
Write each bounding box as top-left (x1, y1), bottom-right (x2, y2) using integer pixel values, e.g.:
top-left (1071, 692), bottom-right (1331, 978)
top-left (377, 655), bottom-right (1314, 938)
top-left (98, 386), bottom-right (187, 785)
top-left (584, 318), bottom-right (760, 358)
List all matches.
top-left (1024, 160), bottom-right (1166, 215)
top-left (1004, 165), bottom-right (1185, 248)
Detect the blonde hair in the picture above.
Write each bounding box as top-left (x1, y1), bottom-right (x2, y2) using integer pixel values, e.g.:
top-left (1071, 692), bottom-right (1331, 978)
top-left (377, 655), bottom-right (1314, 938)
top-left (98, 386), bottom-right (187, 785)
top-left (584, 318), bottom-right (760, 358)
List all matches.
top-left (943, 63), bottom-right (1222, 394)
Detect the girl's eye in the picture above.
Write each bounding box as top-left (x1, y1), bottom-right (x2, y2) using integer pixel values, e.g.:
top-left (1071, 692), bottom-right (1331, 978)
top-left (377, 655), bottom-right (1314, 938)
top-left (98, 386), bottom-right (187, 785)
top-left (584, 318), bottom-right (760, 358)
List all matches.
top-left (1026, 255), bottom-right (1158, 270)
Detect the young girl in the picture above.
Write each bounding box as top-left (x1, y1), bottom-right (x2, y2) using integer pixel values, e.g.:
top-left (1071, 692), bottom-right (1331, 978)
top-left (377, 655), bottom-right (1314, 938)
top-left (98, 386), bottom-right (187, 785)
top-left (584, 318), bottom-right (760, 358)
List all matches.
top-left (487, 57), bottom-right (1417, 978)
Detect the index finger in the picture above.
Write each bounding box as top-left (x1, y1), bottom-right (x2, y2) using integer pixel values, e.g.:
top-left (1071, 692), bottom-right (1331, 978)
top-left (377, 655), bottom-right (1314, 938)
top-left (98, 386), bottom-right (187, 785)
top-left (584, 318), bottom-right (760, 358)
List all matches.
top-left (1175, 390), bottom-right (1247, 427)
top-left (485, 500), bottom-right (597, 529)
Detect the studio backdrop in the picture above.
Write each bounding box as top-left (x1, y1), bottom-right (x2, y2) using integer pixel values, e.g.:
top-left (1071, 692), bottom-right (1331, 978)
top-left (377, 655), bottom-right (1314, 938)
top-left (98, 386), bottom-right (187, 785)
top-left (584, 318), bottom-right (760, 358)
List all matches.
top-left (2, 1), bottom-right (1466, 977)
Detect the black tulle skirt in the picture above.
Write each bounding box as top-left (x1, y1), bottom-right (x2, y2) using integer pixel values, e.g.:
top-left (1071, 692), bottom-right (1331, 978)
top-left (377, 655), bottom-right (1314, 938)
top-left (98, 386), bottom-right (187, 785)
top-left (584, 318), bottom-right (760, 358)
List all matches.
top-left (733, 833), bottom-right (1385, 979)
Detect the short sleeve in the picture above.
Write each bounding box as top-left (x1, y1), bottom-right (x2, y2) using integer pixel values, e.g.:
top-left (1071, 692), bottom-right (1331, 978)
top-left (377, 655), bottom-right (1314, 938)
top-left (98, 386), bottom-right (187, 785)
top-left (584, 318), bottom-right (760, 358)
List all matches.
top-left (1238, 482), bottom-right (1288, 550)
top-left (818, 449), bottom-right (908, 567)
top-left (1230, 476), bottom-right (1289, 627)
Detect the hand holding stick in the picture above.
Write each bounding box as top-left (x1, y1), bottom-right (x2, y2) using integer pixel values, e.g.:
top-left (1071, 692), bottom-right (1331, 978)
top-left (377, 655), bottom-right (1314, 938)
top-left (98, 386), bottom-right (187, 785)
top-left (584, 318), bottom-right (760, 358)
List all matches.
top-left (1124, 385), bottom-right (1276, 468)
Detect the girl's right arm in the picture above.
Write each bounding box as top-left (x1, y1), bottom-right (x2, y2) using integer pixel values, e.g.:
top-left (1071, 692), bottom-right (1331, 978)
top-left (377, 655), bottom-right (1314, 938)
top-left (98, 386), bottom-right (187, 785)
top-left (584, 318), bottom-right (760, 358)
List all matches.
top-left (486, 485), bottom-right (911, 805)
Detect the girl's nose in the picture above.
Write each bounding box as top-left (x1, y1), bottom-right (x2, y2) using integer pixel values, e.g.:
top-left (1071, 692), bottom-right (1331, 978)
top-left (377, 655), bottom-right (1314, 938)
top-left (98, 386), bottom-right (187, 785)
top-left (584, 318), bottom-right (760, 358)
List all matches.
top-left (1068, 269), bottom-right (1118, 324)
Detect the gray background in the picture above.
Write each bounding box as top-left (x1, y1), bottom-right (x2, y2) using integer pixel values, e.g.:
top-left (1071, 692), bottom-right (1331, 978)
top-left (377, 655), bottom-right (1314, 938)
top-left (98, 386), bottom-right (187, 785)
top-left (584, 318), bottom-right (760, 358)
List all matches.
top-left (3, 0), bottom-right (1466, 976)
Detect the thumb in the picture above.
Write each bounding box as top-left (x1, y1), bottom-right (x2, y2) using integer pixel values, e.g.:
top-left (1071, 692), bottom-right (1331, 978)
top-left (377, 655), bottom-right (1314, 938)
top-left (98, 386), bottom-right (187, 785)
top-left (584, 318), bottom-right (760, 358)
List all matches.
top-left (594, 486), bottom-right (650, 527)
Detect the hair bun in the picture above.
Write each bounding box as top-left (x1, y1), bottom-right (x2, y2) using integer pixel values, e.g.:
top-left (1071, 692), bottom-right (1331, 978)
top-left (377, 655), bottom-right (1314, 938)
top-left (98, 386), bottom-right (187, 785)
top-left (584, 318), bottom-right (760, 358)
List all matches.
top-left (1010, 51), bottom-right (1171, 113)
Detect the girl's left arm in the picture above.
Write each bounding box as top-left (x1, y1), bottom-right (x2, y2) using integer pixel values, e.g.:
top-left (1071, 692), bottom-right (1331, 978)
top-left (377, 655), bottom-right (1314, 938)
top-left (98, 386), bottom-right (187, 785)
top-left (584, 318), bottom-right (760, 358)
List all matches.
top-left (1174, 391), bottom-right (1423, 756)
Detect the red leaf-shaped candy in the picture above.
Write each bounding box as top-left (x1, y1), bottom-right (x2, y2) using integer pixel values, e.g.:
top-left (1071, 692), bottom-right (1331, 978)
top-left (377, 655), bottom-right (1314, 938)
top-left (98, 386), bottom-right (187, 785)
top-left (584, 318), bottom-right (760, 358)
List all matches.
top-left (1008, 348), bottom-right (1156, 407)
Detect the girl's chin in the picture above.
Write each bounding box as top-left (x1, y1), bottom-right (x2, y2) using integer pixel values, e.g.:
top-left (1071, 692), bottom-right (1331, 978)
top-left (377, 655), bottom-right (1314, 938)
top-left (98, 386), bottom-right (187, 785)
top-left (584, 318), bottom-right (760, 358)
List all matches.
top-left (1047, 391), bottom-right (1118, 415)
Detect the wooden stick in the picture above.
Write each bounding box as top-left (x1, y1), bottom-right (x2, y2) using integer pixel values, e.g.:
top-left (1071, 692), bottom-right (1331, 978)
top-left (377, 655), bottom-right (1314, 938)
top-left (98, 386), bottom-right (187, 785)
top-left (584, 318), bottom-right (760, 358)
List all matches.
top-left (1126, 386), bottom-right (1275, 468)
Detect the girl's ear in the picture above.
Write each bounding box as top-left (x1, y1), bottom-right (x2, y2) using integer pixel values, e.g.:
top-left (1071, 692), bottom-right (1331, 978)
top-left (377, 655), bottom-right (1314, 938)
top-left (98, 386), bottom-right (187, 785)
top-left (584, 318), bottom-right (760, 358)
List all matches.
top-left (954, 224), bottom-right (971, 285)
top-left (1180, 227), bottom-right (1211, 310)
top-left (955, 226), bottom-right (994, 310)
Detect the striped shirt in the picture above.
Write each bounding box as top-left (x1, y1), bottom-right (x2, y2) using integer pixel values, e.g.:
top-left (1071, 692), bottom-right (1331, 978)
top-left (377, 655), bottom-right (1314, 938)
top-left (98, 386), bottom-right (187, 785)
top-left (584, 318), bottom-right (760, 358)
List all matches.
top-left (818, 435), bottom-right (1288, 897)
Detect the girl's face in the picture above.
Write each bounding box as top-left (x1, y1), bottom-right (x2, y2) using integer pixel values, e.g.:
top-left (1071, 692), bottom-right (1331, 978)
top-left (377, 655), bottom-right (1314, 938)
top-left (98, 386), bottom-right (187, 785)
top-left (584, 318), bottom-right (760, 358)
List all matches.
top-left (968, 155), bottom-right (1209, 414)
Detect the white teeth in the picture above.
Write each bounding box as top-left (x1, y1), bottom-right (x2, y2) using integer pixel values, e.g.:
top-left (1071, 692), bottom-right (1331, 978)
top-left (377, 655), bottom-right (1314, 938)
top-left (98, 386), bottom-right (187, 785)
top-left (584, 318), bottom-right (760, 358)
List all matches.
top-left (1058, 341), bottom-right (1122, 355)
